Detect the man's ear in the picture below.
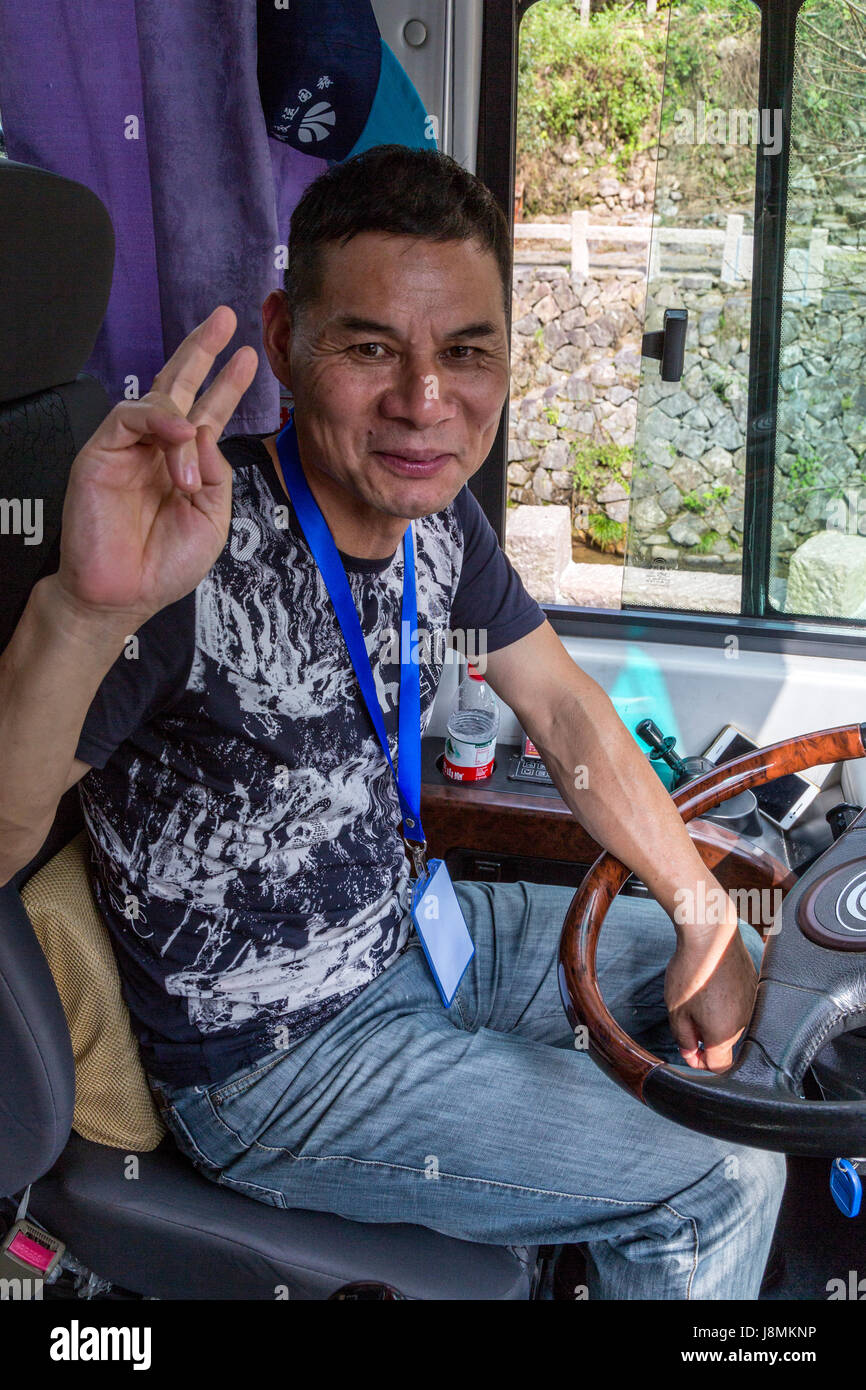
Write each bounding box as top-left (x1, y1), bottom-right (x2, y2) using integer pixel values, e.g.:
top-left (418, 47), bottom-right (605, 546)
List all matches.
top-left (261, 289), bottom-right (293, 391)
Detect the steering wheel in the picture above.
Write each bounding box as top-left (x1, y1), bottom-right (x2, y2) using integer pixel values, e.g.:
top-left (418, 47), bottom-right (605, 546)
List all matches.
top-left (558, 722), bottom-right (866, 1156)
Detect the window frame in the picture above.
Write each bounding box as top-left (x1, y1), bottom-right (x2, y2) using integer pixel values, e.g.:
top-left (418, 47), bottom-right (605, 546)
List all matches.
top-left (477, 0), bottom-right (866, 657)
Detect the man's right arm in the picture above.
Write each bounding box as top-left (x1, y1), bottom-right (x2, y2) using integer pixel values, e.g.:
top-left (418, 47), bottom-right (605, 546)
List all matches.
top-left (0, 305), bottom-right (258, 886)
top-left (0, 576), bottom-right (120, 884)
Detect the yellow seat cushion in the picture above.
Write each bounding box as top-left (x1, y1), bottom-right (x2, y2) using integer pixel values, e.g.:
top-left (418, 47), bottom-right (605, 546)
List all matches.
top-left (21, 831), bottom-right (165, 1151)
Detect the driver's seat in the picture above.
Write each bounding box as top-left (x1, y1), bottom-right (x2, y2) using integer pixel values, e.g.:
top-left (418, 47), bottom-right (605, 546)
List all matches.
top-left (0, 159), bottom-right (536, 1300)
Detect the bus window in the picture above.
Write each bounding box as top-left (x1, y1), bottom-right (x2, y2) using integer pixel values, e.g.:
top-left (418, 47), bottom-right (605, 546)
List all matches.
top-left (621, 0), bottom-right (760, 615)
top-left (510, 0), bottom-right (866, 635)
top-left (765, 0), bottom-right (866, 621)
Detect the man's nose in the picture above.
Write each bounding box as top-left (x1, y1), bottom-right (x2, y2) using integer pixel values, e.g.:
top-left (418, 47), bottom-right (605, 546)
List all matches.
top-left (378, 356), bottom-right (456, 427)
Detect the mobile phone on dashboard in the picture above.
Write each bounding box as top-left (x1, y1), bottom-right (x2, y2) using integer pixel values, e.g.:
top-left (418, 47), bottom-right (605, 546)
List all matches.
top-left (701, 725), bottom-right (821, 831)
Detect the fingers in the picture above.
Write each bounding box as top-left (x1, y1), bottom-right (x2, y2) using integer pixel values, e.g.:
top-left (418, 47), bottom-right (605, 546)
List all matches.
top-left (188, 344), bottom-right (259, 439)
top-left (150, 305), bottom-right (240, 416)
top-left (88, 397), bottom-right (196, 456)
top-left (702, 1037), bottom-right (737, 1073)
top-left (674, 1015), bottom-right (708, 1071)
top-left (165, 346), bottom-right (257, 494)
top-left (674, 1010), bottom-right (741, 1073)
top-left (194, 425), bottom-right (230, 490)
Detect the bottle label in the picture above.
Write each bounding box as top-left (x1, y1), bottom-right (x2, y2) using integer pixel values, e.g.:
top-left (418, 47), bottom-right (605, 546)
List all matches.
top-left (442, 733), bottom-right (496, 782)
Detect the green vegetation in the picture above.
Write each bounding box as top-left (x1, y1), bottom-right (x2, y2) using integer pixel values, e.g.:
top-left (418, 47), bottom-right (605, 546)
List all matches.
top-left (695, 528), bottom-right (724, 554)
top-left (518, 2), bottom-right (664, 172)
top-left (586, 511), bottom-right (626, 551)
top-left (516, 0), bottom-right (866, 216)
top-left (682, 483), bottom-right (732, 514)
top-left (657, 0), bottom-right (757, 120)
top-left (543, 404), bottom-right (560, 426)
top-left (570, 438), bottom-right (633, 497)
top-left (788, 448), bottom-right (823, 496)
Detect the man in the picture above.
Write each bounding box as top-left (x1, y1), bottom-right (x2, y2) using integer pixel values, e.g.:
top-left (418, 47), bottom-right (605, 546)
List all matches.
top-left (0, 146), bottom-right (784, 1297)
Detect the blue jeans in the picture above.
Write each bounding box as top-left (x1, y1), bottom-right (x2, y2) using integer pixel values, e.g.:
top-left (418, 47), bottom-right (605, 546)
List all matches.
top-left (149, 881), bottom-right (786, 1299)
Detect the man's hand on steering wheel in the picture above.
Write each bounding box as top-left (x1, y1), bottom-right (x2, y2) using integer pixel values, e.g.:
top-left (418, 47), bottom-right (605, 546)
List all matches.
top-left (559, 723), bottom-right (866, 1155)
top-left (664, 904), bottom-right (758, 1073)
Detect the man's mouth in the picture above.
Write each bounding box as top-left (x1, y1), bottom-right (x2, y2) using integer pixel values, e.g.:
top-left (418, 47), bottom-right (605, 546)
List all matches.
top-left (373, 449), bottom-right (454, 478)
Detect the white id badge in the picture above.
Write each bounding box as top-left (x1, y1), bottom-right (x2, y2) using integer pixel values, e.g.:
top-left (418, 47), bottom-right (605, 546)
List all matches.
top-left (411, 858), bottom-right (474, 1007)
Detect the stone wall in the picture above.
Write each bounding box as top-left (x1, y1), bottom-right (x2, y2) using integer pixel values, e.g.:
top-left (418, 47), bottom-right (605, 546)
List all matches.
top-left (627, 281), bottom-right (749, 573)
top-left (508, 239), bottom-right (866, 580)
top-left (773, 279), bottom-right (866, 567)
top-left (507, 260), bottom-right (751, 570)
top-left (508, 264), bottom-right (643, 531)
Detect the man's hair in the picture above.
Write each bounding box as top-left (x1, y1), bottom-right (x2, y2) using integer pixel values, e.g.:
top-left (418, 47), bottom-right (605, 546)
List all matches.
top-left (283, 144), bottom-right (512, 318)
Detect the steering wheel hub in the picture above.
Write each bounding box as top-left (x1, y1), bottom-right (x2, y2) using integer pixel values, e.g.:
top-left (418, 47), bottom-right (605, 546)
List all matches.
top-left (799, 857), bottom-right (866, 949)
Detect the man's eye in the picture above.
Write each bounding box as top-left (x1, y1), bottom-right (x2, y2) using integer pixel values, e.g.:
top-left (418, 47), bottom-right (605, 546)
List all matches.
top-left (445, 345), bottom-right (478, 361)
top-left (353, 343), bottom-right (388, 359)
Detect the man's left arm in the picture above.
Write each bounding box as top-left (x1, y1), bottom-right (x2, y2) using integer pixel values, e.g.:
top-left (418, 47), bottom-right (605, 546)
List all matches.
top-left (482, 619), bottom-right (760, 1073)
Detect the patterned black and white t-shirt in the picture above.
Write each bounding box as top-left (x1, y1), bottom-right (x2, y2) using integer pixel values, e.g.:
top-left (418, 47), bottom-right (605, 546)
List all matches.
top-left (76, 434), bottom-right (544, 1087)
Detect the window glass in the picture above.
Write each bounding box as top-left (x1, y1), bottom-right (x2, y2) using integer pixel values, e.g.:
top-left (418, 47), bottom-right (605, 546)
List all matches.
top-left (508, 0), bottom-right (666, 609)
top-left (508, 0), bottom-right (764, 616)
top-left (620, 0), bottom-right (761, 613)
top-left (767, 0), bottom-right (866, 621)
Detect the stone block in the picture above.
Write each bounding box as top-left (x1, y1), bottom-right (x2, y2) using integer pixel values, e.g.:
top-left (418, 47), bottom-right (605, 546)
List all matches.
top-left (589, 362), bottom-right (617, 388)
top-left (604, 499), bottom-right (630, 524)
top-left (597, 481), bottom-right (630, 504)
top-left (657, 389), bottom-right (693, 418)
top-left (564, 374), bottom-right (595, 403)
top-left (533, 294), bottom-right (559, 324)
top-left (606, 385), bottom-right (632, 406)
top-left (532, 470), bottom-right (554, 502)
top-left (630, 496), bottom-right (668, 532)
top-left (557, 561), bottom-right (623, 609)
top-left (553, 283), bottom-right (577, 313)
top-left (507, 439), bottom-right (534, 463)
top-left (505, 504), bottom-right (572, 603)
top-left (669, 515), bottom-right (707, 546)
top-left (785, 530), bottom-right (866, 616)
top-left (551, 346), bottom-right (584, 373)
top-left (669, 457), bottom-right (709, 494)
top-left (701, 444), bottom-right (734, 474)
top-left (540, 439), bottom-right (571, 471)
top-left (561, 307), bottom-right (588, 332)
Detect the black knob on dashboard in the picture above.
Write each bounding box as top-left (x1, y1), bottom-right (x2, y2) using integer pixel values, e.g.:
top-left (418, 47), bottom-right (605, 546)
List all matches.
top-left (826, 803), bottom-right (863, 842)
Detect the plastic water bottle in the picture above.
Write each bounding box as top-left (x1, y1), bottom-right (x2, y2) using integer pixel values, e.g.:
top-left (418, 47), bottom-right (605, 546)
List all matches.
top-left (442, 666), bottom-right (500, 782)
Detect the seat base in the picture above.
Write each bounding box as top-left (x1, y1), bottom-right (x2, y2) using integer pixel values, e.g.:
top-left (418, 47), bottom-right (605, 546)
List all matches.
top-left (29, 1132), bottom-right (536, 1300)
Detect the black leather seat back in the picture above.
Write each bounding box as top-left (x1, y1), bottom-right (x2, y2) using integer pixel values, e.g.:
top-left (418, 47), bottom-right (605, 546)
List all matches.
top-left (0, 159), bottom-right (114, 652)
top-left (0, 160), bottom-right (114, 1196)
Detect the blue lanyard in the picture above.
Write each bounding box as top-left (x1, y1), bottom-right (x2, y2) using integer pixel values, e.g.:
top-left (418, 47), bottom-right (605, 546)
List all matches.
top-left (274, 418), bottom-right (426, 866)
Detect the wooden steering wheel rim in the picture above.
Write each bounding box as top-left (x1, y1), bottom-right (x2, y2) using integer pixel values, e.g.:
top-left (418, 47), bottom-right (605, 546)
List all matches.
top-left (557, 722), bottom-right (866, 1102)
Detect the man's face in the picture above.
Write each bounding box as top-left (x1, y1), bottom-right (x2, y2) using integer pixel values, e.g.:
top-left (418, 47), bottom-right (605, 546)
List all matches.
top-left (273, 232), bottom-right (510, 522)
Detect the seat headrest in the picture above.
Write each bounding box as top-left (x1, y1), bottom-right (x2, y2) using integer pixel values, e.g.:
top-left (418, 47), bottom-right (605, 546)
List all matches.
top-left (0, 160), bottom-right (114, 405)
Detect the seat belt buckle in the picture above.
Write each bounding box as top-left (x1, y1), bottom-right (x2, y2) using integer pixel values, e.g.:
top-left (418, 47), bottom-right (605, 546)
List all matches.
top-left (0, 1218), bottom-right (65, 1283)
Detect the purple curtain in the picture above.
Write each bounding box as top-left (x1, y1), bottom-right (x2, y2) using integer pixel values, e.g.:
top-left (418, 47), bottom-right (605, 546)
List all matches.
top-left (0, 0), bottom-right (327, 434)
